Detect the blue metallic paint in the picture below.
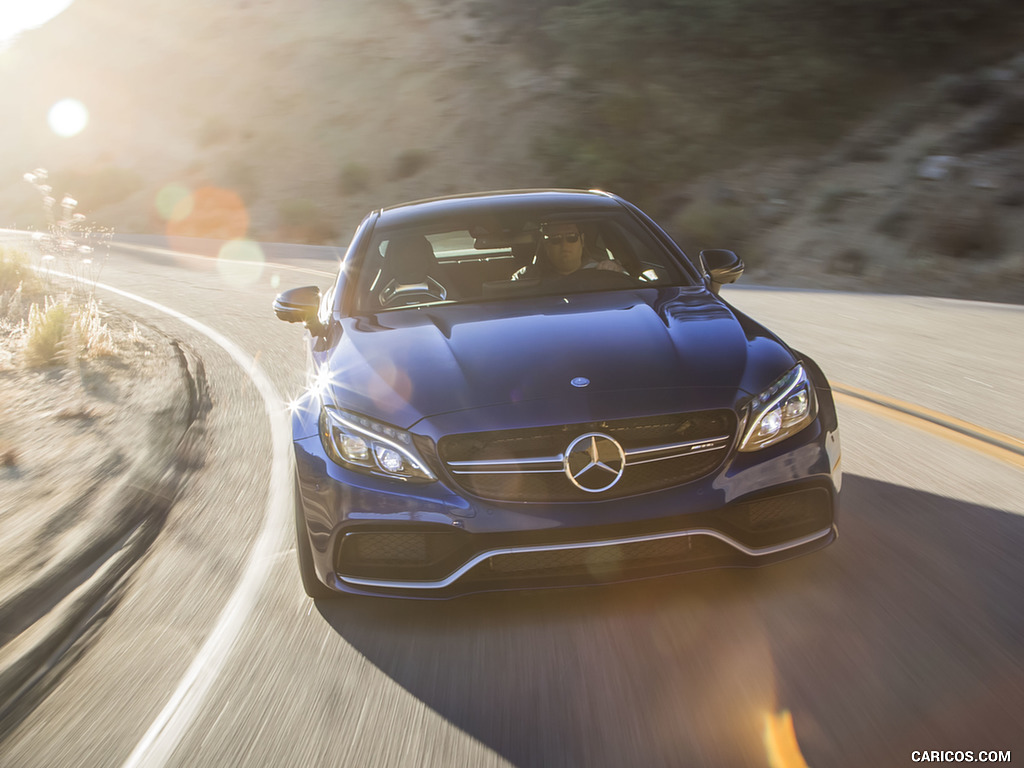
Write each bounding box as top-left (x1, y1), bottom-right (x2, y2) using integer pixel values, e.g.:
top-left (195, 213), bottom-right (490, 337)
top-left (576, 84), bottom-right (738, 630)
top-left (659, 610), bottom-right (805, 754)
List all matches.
top-left (282, 189), bottom-right (840, 598)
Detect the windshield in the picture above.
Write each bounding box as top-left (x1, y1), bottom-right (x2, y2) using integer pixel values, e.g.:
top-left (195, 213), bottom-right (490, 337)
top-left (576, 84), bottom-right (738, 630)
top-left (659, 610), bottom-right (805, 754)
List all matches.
top-left (351, 208), bottom-right (690, 313)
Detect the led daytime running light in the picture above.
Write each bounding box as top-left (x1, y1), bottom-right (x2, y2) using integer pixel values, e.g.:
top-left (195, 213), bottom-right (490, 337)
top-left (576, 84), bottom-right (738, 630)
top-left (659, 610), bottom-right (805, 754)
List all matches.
top-left (739, 365), bottom-right (816, 452)
top-left (322, 407), bottom-right (435, 480)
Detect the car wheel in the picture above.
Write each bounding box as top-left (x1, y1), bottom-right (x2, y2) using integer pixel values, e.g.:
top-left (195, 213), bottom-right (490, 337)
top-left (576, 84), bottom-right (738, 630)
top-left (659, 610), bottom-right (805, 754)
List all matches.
top-left (294, 477), bottom-right (337, 600)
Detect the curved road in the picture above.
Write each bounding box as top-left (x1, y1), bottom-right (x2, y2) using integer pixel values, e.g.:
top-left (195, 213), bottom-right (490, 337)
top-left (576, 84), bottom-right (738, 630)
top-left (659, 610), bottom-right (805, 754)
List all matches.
top-left (1, 237), bottom-right (1022, 767)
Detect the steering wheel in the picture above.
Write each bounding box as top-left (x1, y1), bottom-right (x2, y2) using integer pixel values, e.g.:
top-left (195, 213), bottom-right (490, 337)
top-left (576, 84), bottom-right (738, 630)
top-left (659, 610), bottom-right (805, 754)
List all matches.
top-left (379, 277), bottom-right (448, 307)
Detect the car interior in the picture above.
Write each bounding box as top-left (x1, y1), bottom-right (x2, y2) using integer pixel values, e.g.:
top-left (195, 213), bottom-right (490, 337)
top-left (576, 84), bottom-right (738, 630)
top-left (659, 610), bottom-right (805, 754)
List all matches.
top-left (358, 217), bottom-right (684, 312)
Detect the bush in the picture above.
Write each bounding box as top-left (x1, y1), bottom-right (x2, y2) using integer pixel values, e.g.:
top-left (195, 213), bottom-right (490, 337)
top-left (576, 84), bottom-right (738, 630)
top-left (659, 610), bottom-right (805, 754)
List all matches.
top-left (915, 197), bottom-right (1002, 260)
top-left (21, 295), bottom-right (116, 367)
top-left (24, 297), bottom-right (69, 367)
top-left (338, 162), bottom-right (371, 195)
top-left (392, 149), bottom-right (430, 181)
top-left (71, 298), bottom-right (116, 359)
top-left (0, 248), bottom-right (40, 295)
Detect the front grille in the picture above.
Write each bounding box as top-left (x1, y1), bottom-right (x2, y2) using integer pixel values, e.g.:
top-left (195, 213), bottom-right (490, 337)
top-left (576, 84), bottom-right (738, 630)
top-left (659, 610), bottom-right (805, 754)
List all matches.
top-left (438, 410), bottom-right (735, 502)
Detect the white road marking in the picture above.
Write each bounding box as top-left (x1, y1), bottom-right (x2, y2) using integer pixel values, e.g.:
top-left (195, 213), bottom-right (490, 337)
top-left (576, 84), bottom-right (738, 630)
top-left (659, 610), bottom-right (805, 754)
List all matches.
top-left (111, 239), bottom-right (338, 279)
top-left (37, 269), bottom-right (293, 768)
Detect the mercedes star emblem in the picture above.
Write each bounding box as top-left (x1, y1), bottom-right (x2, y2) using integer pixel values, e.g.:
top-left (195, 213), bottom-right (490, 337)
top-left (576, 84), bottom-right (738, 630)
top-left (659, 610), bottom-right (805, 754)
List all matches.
top-left (564, 432), bottom-right (626, 492)
top-left (571, 377), bottom-right (590, 388)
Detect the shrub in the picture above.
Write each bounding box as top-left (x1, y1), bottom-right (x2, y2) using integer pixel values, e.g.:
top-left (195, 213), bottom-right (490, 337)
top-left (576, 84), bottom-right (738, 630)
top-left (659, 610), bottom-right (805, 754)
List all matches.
top-left (909, 183), bottom-right (1003, 260)
top-left (915, 199), bottom-right (1001, 260)
top-left (392, 149), bottom-right (430, 181)
top-left (338, 162), bottom-right (371, 195)
top-left (24, 297), bottom-right (69, 367)
top-left (71, 297), bottom-right (117, 359)
top-left (21, 295), bottom-right (117, 367)
top-left (0, 248), bottom-right (40, 295)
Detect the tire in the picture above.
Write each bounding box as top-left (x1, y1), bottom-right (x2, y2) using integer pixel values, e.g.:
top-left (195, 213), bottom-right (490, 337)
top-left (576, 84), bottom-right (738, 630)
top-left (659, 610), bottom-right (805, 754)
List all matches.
top-left (294, 476), bottom-right (337, 600)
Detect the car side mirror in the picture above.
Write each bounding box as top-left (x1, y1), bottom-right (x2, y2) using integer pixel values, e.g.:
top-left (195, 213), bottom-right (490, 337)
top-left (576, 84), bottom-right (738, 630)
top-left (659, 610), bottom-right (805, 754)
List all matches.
top-left (274, 285), bottom-right (322, 331)
top-left (699, 249), bottom-right (744, 295)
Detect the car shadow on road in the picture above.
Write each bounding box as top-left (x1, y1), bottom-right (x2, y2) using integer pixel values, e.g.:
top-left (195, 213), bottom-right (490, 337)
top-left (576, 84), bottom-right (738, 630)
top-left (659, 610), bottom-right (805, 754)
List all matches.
top-left (317, 474), bottom-right (1024, 768)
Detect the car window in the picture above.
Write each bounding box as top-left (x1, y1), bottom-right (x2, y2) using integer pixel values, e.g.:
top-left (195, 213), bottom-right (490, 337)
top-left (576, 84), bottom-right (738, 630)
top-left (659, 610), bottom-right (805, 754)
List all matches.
top-left (352, 211), bottom-right (690, 313)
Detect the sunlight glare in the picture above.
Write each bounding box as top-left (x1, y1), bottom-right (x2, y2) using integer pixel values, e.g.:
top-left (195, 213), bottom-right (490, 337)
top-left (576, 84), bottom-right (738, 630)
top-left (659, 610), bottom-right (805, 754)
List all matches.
top-left (216, 239), bottom-right (265, 285)
top-left (0, 0), bottom-right (74, 45)
top-left (48, 98), bottom-right (89, 137)
top-left (155, 184), bottom-right (194, 222)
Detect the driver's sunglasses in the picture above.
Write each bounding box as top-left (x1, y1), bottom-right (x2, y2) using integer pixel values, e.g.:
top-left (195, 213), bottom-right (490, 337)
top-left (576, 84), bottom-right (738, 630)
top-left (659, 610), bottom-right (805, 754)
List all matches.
top-left (543, 232), bottom-right (580, 245)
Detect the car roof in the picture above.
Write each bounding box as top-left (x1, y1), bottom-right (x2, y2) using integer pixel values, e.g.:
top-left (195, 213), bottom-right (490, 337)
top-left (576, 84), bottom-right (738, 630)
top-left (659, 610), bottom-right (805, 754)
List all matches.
top-left (374, 189), bottom-right (628, 228)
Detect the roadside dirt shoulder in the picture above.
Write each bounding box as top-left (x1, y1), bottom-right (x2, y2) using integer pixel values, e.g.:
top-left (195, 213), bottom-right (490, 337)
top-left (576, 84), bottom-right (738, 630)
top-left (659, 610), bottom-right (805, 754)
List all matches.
top-left (0, 313), bottom-right (205, 720)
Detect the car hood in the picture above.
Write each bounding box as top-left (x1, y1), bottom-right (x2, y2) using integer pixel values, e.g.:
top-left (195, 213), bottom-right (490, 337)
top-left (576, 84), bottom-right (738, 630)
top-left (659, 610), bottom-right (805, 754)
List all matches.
top-left (323, 288), bottom-right (795, 429)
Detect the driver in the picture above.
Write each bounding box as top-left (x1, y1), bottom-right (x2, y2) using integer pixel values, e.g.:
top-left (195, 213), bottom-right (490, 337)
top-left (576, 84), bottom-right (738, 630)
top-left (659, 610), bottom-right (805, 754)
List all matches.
top-left (515, 222), bottom-right (627, 278)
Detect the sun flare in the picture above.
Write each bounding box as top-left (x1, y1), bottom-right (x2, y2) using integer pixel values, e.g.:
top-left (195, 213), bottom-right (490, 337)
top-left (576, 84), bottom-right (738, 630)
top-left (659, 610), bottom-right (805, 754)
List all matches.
top-left (47, 98), bottom-right (89, 137)
top-left (0, 0), bottom-right (74, 45)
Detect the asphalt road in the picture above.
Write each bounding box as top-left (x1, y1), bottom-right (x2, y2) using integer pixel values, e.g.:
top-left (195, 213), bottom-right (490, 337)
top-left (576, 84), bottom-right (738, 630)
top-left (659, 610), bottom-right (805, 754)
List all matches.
top-left (1, 236), bottom-right (1022, 768)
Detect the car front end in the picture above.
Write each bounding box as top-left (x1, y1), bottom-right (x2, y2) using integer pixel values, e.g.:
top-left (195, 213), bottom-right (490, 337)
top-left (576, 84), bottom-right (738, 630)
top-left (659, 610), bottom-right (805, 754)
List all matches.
top-left (278, 190), bottom-right (841, 599)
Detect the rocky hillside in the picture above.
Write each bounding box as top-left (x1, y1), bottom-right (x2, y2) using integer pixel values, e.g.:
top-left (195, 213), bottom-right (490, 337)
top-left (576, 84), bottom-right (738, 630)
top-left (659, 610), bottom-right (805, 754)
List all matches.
top-left (0, 0), bottom-right (561, 238)
top-left (1, 0), bottom-right (1022, 303)
top-left (673, 56), bottom-right (1024, 305)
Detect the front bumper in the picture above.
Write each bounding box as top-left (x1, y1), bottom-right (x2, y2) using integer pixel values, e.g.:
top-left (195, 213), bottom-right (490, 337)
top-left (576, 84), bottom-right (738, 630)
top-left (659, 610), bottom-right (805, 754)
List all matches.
top-left (294, 413), bottom-right (841, 599)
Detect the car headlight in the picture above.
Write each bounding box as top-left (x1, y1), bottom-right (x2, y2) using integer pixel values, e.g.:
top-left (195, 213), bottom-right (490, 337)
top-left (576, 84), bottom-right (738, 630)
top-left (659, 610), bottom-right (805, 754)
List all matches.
top-left (319, 406), bottom-right (435, 482)
top-left (738, 364), bottom-right (817, 452)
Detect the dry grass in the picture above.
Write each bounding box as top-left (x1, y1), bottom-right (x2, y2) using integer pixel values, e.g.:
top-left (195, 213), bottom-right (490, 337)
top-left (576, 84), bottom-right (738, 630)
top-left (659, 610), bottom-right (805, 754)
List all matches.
top-left (71, 298), bottom-right (117, 359)
top-left (23, 296), bottom-right (70, 367)
top-left (20, 295), bottom-right (117, 368)
top-left (0, 247), bottom-right (41, 295)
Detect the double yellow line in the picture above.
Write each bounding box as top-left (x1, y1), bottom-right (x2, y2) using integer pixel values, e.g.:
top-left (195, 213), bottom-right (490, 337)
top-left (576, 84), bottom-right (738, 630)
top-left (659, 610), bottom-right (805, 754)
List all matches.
top-left (833, 382), bottom-right (1024, 470)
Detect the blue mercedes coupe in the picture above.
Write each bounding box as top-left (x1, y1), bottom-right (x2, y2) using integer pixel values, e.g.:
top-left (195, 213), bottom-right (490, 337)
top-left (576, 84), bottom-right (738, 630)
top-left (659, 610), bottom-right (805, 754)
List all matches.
top-left (274, 189), bottom-right (841, 598)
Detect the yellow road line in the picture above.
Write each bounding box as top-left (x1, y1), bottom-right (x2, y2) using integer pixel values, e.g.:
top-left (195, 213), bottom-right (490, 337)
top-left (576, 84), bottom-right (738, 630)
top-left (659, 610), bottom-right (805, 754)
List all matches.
top-left (833, 383), bottom-right (1024, 471)
top-left (764, 710), bottom-right (811, 768)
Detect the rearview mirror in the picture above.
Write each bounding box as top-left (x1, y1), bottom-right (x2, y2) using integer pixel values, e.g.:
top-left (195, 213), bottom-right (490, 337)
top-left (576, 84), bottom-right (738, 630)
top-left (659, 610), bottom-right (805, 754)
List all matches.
top-left (698, 249), bottom-right (744, 295)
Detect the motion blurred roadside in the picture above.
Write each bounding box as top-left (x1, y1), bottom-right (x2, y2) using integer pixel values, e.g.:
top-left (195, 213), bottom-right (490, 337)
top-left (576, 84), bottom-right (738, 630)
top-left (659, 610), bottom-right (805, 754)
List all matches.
top-left (0, 0), bottom-right (1022, 303)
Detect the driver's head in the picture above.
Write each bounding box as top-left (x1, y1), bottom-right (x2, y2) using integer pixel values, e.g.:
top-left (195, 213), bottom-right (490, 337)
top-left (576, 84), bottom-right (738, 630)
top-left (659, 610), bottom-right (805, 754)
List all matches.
top-left (541, 222), bottom-right (584, 275)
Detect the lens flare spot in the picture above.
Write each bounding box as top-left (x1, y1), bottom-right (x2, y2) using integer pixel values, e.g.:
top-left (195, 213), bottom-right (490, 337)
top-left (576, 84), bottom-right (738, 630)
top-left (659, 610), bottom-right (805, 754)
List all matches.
top-left (166, 186), bottom-right (249, 240)
top-left (217, 239), bottom-right (265, 285)
top-left (368, 357), bottom-right (413, 406)
top-left (48, 98), bottom-right (88, 137)
top-left (270, 273), bottom-right (281, 289)
top-left (156, 184), bottom-right (194, 222)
